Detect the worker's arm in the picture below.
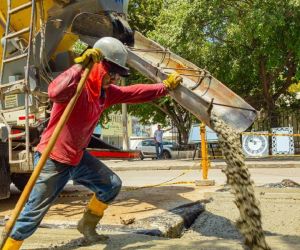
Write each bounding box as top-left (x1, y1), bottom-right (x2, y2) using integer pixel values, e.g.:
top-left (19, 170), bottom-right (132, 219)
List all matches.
top-left (48, 64), bottom-right (83, 103)
top-left (105, 83), bottom-right (168, 106)
top-left (105, 72), bottom-right (182, 106)
top-left (48, 48), bottom-right (102, 103)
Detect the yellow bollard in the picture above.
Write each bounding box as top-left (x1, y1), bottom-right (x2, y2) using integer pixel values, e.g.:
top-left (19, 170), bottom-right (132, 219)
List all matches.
top-left (195, 123), bottom-right (215, 186)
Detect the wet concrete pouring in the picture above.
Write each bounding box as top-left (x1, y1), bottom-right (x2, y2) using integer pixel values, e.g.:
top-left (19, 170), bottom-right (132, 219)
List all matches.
top-left (211, 115), bottom-right (270, 249)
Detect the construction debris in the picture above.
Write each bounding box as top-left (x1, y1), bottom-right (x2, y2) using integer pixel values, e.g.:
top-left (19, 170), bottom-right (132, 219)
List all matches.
top-left (261, 179), bottom-right (300, 188)
top-left (120, 217), bottom-right (135, 225)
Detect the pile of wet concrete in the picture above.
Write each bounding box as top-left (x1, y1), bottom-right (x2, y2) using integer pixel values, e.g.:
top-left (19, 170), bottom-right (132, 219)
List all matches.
top-left (260, 179), bottom-right (300, 188)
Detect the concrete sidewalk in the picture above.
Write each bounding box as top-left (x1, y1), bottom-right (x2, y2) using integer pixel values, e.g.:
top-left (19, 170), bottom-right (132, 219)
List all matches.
top-left (103, 158), bottom-right (300, 171)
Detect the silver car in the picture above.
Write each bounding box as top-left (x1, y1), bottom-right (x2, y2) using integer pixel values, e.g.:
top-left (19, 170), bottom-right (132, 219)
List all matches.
top-left (135, 139), bottom-right (177, 160)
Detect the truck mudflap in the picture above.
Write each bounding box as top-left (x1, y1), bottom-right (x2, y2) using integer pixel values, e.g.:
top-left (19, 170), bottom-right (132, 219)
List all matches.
top-left (87, 135), bottom-right (140, 160)
top-left (127, 32), bottom-right (257, 132)
top-left (87, 149), bottom-right (140, 160)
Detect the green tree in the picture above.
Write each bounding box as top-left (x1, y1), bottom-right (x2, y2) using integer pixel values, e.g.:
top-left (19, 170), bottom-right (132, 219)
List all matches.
top-left (125, 0), bottom-right (299, 140)
top-left (150, 0), bottom-right (300, 126)
top-left (128, 0), bottom-right (163, 35)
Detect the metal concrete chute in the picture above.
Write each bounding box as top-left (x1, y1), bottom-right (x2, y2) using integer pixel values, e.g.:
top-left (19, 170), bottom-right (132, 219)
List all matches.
top-left (127, 32), bottom-right (257, 132)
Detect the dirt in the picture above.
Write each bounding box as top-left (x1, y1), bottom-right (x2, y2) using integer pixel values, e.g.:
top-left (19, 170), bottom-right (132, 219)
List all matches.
top-left (0, 183), bottom-right (300, 249)
top-left (1, 186), bottom-right (299, 249)
top-left (1, 143), bottom-right (300, 249)
top-left (0, 183), bottom-right (217, 226)
top-left (183, 187), bottom-right (300, 250)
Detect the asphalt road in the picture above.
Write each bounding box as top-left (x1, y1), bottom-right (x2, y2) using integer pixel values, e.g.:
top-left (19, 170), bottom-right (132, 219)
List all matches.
top-left (116, 167), bottom-right (300, 187)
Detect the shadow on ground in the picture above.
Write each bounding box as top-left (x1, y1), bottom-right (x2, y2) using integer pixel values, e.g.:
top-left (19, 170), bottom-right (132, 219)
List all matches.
top-left (42, 185), bottom-right (199, 220)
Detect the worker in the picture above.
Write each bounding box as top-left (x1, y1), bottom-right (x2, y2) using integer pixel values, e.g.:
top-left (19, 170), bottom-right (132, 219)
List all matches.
top-left (3, 37), bottom-right (182, 250)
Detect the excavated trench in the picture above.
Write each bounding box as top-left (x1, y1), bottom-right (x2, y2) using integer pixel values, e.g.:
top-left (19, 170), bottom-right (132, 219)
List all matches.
top-left (0, 201), bottom-right (207, 250)
top-left (29, 201), bottom-right (206, 239)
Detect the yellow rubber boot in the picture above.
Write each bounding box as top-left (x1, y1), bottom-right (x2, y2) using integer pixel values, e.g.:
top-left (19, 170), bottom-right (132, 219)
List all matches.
top-left (2, 237), bottom-right (23, 250)
top-left (77, 194), bottom-right (108, 242)
top-left (87, 193), bottom-right (108, 217)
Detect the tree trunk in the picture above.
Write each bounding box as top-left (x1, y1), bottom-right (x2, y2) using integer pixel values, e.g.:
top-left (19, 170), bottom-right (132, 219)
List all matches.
top-left (176, 125), bottom-right (189, 144)
top-left (259, 57), bottom-right (278, 128)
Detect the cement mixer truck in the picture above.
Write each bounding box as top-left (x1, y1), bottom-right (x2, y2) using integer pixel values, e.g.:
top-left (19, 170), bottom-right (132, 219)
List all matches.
top-left (0, 0), bottom-right (257, 199)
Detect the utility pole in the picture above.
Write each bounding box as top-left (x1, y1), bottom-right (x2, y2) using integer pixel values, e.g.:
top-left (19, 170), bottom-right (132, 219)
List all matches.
top-left (121, 78), bottom-right (129, 150)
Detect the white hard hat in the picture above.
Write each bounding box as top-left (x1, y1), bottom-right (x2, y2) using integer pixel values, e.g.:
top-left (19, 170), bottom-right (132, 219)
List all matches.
top-left (93, 37), bottom-right (130, 76)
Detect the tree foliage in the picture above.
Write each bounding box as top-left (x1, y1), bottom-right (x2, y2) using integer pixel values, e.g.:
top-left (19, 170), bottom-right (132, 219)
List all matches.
top-left (149, 0), bottom-right (300, 122)
top-left (124, 0), bottom-right (300, 139)
top-left (128, 0), bottom-right (163, 35)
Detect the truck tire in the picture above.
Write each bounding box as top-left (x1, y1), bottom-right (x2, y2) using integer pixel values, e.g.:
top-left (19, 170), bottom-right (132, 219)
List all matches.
top-left (139, 152), bottom-right (144, 160)
top-left (162, 150), bottom-right (171, 159)
top-left (11, 173), bottom-right (31, 192)
top-left (0, 142), bottom-right (10, 199)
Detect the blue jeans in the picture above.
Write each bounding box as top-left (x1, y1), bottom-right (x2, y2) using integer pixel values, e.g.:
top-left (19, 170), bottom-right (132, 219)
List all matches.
top-left (155, 142), bottom-right (163, 159)
top-left (10, 151), bottom-right (122, 241)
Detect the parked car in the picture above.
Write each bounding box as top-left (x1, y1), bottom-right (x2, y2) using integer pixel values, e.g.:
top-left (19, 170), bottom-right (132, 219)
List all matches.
top-left (135, 139), bottom-right (178, 160)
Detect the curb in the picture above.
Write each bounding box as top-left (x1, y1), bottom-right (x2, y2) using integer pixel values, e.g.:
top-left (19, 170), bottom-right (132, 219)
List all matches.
top-left (109, 162), bottom-right (300, 171)
top-left (203, 190), bottom-right (300, 201)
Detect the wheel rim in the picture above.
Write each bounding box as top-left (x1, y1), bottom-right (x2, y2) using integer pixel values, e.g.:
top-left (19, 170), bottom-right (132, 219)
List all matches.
top-left (163, 151), bottom-right (170, 159)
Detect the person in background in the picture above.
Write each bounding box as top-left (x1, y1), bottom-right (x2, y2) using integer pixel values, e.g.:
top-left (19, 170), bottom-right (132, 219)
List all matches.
top-left (154, 125), bottom-right (171, 159)
top-left (2, 37), bottom-right (182, 250)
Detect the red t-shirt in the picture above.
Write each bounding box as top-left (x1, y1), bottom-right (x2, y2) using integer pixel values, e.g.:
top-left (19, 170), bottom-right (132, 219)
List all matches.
top-left (37, 64), bottom-right (167, 165)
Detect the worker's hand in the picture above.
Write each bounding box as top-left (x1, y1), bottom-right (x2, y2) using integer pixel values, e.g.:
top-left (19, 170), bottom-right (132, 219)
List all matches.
top-left (74, 48), bottom-right (103, 67)
top-left (163, 72), bottom-right (182, 90)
